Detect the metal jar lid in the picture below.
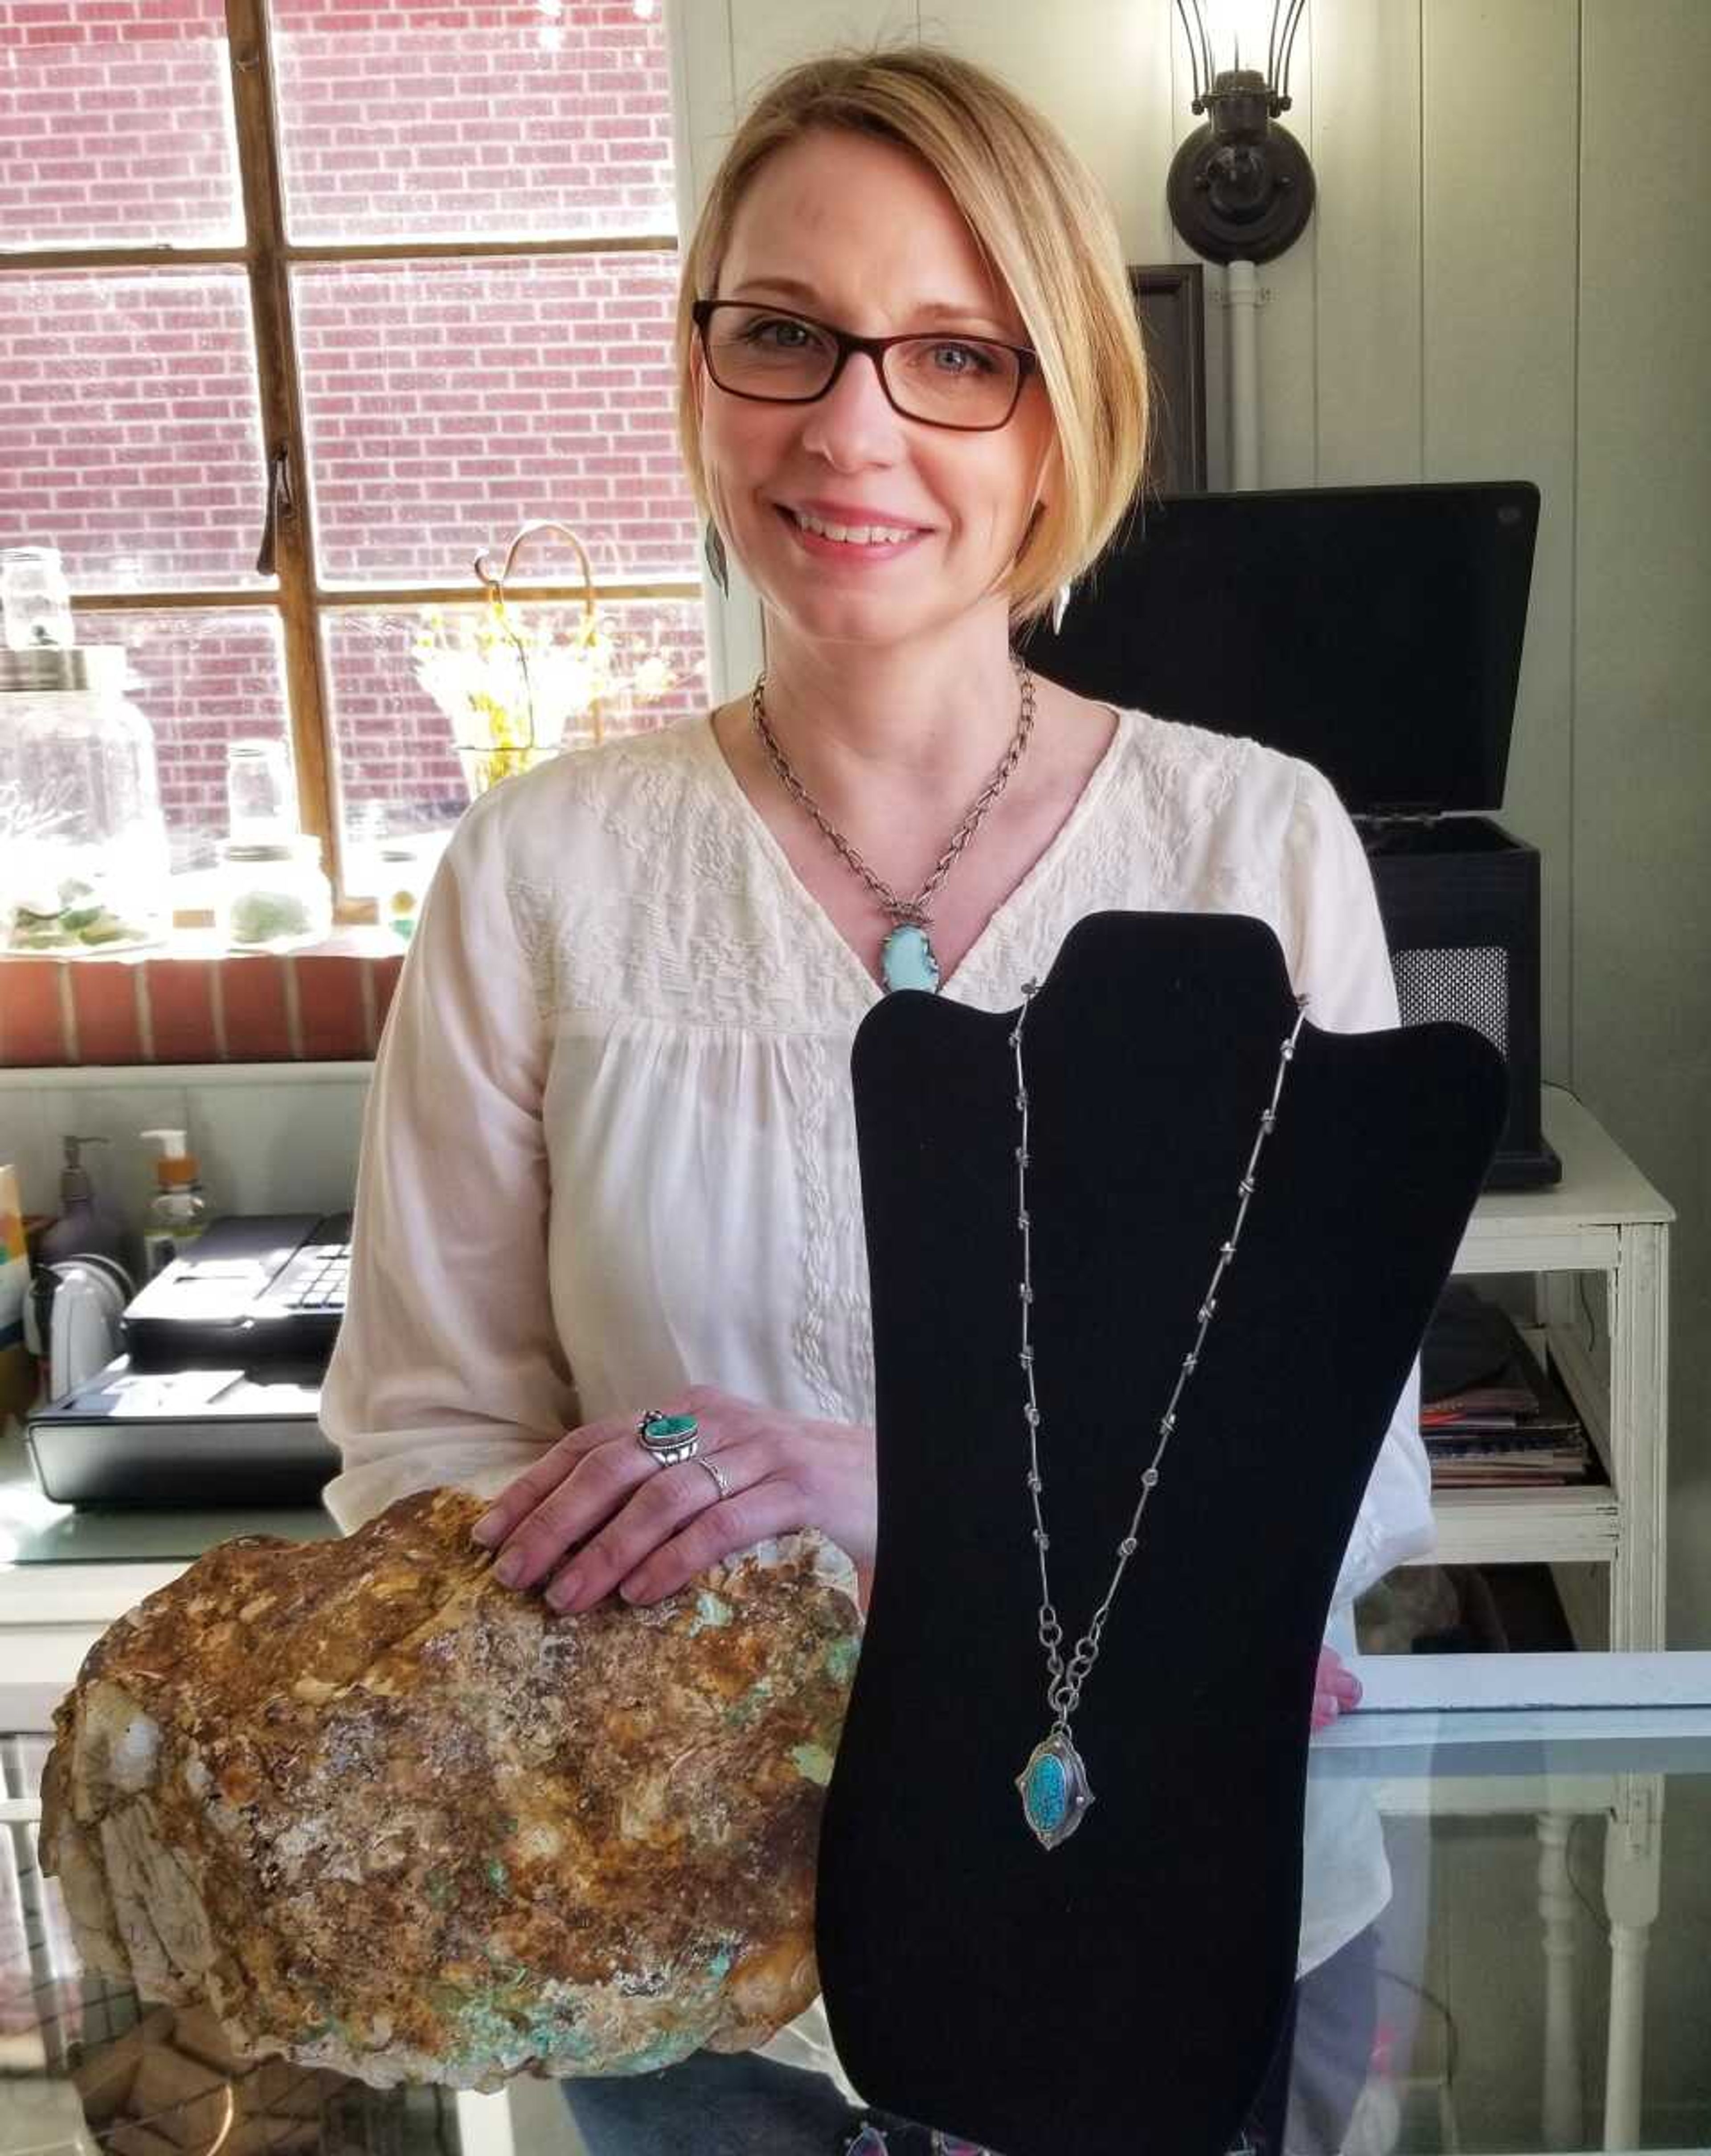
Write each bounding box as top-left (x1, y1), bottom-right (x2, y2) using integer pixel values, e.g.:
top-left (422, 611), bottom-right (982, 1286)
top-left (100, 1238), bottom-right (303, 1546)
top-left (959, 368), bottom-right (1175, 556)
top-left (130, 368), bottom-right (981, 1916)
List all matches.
top-left (0, 645), bottom-right (130, 695)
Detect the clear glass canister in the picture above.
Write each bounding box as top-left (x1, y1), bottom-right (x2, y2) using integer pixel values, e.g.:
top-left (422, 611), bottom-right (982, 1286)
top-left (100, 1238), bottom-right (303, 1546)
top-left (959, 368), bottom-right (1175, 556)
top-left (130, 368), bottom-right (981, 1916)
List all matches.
top-left (0, 545), bottom-right (75, 651)
top-left (217, 835), bottom-right (332, 951)
top-left (0, 645), bottom-right (172, 955)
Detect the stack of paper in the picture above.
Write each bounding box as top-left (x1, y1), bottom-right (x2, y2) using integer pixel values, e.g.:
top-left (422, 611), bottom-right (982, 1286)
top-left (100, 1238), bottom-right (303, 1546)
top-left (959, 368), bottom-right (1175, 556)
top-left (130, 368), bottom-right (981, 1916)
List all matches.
top-left (1421, 1286), bottom-right (1592, 1488)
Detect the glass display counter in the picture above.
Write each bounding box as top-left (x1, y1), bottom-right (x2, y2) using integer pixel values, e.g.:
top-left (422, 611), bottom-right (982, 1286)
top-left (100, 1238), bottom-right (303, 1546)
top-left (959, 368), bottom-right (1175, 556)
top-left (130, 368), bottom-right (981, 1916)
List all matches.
top-left (0, 1660), bottom-right (1708, 2156)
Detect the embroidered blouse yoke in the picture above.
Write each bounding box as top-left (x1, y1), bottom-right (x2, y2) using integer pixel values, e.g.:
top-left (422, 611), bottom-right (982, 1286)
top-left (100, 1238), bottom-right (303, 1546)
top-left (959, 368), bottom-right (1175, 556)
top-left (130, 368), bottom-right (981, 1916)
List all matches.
top-left (320, 705), bottom-right (1435, 2083)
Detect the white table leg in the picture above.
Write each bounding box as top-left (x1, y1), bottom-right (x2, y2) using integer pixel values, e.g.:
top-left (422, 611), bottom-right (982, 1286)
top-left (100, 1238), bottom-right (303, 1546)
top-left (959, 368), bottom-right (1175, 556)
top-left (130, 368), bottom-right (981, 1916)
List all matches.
top-left (454, 2086), bottom-right (518, 2156)
top-left (1536, 1810), bottom-right (1584, 2148)
top-left (1602, 1776), bottom-right (1662, 2151)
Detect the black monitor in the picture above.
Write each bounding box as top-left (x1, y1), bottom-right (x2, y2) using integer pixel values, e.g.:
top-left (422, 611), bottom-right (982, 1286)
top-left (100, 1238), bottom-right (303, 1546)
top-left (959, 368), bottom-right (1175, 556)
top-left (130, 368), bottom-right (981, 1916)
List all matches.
top-left (1020, 480), bottom-right (1539, 816)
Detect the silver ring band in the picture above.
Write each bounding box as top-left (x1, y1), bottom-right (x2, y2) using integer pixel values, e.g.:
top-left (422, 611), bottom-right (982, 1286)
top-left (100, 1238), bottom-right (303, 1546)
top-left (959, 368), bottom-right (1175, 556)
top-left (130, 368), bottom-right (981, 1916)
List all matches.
top-left (693, 1454), bottom-right (731, 1503)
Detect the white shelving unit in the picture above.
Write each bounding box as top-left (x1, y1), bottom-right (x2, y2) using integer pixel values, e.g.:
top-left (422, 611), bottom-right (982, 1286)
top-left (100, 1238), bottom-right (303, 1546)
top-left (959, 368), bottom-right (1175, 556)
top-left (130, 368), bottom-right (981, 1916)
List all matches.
top-left (1398, 1084), bottom-right (1675, 2149)
top-left (1429, 1083), bottom-right (1674, 1656)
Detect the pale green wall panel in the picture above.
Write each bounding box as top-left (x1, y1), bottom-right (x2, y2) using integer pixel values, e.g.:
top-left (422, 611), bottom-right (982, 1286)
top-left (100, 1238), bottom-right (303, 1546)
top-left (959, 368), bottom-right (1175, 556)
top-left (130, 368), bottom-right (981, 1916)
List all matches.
top-left (733, 0), bottom-right (921, 109)
top-left (1165, 4), bottom-right (1228, 487)
top-left (1423, 0), bottom-right (1578, 1089)
top-left (1251, 1), bottom-right (1317, 489)
top-left (920, 3), bottom-right (1178, 264)
top-left (1576, 0), bottom-right (1711, 1648)
top-left (1312, 0), bottom-right (1423, 482)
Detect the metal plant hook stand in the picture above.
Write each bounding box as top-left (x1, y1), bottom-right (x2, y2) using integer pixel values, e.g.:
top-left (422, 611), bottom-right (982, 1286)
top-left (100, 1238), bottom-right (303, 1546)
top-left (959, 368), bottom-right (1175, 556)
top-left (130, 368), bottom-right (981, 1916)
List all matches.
top-left (469, 519), bottom-right (604, 756)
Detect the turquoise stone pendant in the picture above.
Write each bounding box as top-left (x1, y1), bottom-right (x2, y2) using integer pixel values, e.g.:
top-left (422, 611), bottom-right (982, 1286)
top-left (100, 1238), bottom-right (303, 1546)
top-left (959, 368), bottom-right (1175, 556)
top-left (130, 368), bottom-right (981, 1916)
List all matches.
top-left (880, 921), bottom-right (941, 994)
top-left (1016, 1729), bottom-right (1095, 1850)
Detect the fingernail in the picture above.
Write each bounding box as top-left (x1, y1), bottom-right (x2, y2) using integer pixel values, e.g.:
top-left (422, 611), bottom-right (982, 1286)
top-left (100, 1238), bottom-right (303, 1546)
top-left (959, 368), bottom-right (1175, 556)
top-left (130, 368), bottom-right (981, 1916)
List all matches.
top-left (471, 1511), bottom-right (504, 1547)
top-left (494, 1552), bottom-right (527, 1588)
top-left (547, 1570), bottom-right (583, 1611)
top-left (619, 1576), bottom-right (647, 1603)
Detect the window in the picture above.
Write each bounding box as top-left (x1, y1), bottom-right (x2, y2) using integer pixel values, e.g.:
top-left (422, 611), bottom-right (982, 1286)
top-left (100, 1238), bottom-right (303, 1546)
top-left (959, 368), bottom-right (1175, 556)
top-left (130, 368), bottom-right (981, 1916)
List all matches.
top-left (0, 0), bottom-right (708, 911)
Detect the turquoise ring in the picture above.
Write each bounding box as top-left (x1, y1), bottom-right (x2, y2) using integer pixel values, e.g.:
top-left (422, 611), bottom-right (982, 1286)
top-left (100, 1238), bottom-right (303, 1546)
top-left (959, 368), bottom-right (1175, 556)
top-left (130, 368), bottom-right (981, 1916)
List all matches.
top-left (636, 1409), bottom-right (700, 1466)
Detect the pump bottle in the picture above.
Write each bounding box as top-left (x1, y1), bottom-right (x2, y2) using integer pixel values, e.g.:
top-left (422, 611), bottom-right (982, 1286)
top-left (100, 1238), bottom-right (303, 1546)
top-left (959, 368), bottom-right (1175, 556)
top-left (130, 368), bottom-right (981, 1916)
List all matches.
top-left (140, 1129), bottom-right (210, 1277)
top-left (37, 1136), bottom-right (129, 1274)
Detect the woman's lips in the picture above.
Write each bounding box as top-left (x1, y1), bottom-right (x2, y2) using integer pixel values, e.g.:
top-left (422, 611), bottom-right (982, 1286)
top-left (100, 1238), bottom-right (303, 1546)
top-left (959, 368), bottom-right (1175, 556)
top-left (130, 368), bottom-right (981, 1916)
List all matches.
top-left (774, 503), bottom-right (932, 564)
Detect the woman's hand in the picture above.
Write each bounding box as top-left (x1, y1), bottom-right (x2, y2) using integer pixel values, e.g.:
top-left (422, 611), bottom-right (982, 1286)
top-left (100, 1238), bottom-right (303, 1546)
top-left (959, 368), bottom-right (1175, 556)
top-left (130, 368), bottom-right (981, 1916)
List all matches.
top-left (469, 1384), bottom-right (877, 1615)
top-left (1311, 1644), bottom-right (1363, 1731)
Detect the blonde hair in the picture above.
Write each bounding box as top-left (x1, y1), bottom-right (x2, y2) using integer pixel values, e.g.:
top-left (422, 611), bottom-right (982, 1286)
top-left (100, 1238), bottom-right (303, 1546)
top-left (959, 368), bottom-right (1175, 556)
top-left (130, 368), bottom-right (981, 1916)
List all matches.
top-left (673, 41), bottom-right (1154, 631)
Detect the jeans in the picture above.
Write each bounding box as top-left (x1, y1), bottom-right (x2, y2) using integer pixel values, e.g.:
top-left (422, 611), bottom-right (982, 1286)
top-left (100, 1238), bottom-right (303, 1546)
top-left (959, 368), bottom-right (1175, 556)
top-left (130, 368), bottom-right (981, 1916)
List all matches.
top-left (559, 1929), bottom-right (1372, 2155)
top-left (561, 2025), bottom-right (1290, 2156)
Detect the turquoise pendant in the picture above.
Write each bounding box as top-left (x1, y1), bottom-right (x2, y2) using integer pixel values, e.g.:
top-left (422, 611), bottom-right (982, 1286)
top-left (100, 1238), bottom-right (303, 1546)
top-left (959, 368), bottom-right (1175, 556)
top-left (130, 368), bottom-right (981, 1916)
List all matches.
top-left (880, 921), bottom-right (941, 994)
top-left (1016, 1729), bottom-right (1095, 1850)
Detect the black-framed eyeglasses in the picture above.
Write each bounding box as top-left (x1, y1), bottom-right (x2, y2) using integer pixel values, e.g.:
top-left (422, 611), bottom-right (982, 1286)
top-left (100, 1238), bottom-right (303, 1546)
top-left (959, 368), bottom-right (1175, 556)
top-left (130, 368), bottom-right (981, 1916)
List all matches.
top-left (691, 299), bottom-right (1039, 433)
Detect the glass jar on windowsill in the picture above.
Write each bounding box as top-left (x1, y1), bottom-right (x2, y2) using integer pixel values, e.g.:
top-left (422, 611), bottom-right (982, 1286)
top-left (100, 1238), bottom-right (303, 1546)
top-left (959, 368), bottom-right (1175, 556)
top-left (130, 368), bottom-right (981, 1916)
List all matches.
top-left (215, 835), bottom-right (333, 952)
top-left (0, 643), bottom-right (173, 957)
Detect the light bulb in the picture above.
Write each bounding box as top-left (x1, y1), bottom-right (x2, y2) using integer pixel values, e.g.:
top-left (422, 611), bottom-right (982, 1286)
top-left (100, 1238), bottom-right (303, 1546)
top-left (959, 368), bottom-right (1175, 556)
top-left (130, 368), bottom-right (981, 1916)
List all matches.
top-left (1203, 0), bottom-right (1276, 77)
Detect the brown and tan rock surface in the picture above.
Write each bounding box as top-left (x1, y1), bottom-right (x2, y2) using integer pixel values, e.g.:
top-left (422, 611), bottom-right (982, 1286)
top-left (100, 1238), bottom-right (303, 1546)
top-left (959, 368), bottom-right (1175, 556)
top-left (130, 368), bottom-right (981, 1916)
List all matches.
top-left (40, 1486), bottom-right (861, 2091)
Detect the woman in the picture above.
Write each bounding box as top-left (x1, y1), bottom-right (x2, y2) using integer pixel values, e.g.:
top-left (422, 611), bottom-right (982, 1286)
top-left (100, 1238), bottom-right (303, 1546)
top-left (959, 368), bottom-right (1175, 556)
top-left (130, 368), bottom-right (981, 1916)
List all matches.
top-left (321, 42), bottom-right (1428, 2156)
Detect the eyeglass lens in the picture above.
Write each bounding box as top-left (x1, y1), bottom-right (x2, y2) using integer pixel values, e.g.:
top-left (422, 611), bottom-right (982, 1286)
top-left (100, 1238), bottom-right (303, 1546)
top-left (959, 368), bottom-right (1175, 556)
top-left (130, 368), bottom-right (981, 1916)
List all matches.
top-left (702, 306), bottom-right (1022, 428)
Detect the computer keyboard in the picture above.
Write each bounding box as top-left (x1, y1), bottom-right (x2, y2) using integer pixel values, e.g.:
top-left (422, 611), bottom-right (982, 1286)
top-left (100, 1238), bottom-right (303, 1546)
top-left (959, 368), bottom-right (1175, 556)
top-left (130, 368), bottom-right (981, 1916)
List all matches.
top-left (273, 1240), bottom-right (351, 1313)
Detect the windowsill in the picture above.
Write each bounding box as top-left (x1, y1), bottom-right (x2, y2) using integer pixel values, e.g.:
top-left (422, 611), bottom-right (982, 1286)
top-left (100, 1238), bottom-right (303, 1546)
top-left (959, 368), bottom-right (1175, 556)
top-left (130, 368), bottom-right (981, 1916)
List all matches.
top-left (0, 930), bottom-right (408, 1066)
top-left (0, 924), bottom-right (407, 965)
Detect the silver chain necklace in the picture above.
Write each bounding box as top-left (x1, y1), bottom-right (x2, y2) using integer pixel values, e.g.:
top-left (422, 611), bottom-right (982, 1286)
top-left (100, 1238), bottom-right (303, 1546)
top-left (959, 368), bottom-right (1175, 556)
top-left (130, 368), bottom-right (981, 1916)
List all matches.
top-left (1009, 975), bottom-right (1313, 1850)
top-left (750, 650), bottom-right (1036, 993)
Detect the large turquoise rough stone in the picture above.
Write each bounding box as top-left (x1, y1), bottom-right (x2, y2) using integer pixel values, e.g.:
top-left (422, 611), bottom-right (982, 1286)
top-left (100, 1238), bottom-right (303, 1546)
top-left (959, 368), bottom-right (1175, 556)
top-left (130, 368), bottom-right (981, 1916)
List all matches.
top-left (1023, 1752), bottom-right (1068, 1835)
top-left (881, 922), bottom-right (941, 994)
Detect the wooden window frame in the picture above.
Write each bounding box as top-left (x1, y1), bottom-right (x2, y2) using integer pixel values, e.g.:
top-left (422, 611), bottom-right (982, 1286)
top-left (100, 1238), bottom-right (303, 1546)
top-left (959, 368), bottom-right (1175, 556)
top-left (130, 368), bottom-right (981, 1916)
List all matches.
top-left (3, 0), bottom-right (701, 923)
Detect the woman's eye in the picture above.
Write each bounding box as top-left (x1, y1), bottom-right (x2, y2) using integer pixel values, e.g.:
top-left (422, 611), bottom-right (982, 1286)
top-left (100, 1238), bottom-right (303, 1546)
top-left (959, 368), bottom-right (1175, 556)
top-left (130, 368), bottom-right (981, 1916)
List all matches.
top-left (929, 342), bottom-right (998, 375)
top-left (745, 315), bottom-right (816, 349)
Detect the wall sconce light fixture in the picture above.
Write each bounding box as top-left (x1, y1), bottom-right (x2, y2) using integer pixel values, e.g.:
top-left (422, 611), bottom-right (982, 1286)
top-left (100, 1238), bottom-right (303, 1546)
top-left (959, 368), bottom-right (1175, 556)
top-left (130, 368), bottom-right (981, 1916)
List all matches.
top-left (1166, 0), bottom-right (1316, 265)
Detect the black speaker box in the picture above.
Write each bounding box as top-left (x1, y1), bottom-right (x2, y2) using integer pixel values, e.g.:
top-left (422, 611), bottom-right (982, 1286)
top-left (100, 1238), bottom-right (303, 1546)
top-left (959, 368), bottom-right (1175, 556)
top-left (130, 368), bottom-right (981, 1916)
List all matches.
top-left (1362, 814), bottom-right (1557, 1188)
top-left (1020, 480), bottom-right (1560, 1190)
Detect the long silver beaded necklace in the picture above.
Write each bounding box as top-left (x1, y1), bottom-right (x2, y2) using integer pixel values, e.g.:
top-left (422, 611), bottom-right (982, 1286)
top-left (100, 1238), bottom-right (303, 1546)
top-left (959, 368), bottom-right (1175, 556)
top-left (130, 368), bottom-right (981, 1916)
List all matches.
top-left (1009, 975), bottom-right (1313, 1850)
top-left (750, 649), bottom-right (1036, 994)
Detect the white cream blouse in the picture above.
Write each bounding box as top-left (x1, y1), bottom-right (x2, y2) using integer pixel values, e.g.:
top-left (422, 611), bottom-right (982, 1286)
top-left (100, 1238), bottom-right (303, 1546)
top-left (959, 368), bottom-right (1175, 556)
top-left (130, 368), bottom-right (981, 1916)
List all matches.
top-left (320, 703), bottom-right (1435, 2095)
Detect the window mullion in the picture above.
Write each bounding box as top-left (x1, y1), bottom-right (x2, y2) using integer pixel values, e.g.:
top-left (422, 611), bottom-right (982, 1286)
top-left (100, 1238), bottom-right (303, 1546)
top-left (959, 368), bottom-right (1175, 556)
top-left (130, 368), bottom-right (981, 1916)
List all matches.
top-left (224, 0), bottom-right (336, 878)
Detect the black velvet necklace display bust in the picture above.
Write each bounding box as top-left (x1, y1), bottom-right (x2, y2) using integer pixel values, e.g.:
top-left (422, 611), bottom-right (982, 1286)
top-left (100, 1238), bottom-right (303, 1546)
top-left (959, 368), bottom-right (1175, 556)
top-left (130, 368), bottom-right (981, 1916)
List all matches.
top-left (816, 911), bottom-right (1506, 2156)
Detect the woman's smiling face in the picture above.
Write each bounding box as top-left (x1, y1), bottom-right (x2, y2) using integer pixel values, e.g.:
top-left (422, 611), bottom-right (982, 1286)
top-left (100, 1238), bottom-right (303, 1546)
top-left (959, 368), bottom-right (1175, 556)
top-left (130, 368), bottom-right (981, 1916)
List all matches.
top-left (692, 126), bottom-right (1058, 641)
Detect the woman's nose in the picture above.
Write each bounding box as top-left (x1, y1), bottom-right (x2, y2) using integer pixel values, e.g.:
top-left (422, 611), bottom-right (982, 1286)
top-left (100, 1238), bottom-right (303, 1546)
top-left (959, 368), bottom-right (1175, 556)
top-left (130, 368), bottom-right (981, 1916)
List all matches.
top-left (798, 348), bottom-right (905, 463)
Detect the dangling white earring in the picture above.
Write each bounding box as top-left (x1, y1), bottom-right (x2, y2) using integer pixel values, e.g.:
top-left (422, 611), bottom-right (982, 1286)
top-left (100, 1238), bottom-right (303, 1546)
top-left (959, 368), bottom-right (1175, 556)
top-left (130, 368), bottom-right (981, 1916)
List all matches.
top-left (1050, 580), bottom-right (1072, 635)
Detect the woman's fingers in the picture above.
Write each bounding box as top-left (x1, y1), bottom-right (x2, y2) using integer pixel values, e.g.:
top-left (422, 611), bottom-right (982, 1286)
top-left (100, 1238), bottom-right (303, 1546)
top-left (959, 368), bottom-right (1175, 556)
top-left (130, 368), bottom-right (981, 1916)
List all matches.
top-left (484, 1431), bottom-right (655, 1592)
top-left (552, 1449), bottom-right (787, 1613)
top-left (470, 1420), bottom-right (616, 1552)
top-left (1311, 1645), bottom-right (1363, 1730)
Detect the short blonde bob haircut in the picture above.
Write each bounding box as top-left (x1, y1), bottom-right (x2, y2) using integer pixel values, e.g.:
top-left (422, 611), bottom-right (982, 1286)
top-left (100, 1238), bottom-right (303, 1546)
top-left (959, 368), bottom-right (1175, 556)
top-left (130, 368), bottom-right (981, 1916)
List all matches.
top-left (674, 42), bottom-right (1154, 632)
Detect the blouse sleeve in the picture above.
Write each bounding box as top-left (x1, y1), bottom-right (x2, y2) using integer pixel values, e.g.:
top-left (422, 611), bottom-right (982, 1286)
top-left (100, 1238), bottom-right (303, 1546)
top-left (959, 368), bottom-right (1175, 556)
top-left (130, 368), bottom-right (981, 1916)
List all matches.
top-left (318, 789), bottom-right (580, 1533)
top-left (1281, 759), bottom-right (1436, 1614)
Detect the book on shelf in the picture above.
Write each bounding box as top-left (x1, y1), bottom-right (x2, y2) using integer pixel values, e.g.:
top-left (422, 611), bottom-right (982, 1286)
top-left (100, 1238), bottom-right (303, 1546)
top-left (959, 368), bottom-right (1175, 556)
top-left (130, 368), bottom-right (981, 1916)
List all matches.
top-left (1420, 1283), bottom-right (1592, 1489)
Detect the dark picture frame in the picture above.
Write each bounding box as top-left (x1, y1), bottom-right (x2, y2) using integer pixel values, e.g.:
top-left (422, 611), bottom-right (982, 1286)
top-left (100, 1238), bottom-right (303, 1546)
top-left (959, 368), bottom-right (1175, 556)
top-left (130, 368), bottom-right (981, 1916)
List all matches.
top-left (1129, 264), bottom-right (1208, 495)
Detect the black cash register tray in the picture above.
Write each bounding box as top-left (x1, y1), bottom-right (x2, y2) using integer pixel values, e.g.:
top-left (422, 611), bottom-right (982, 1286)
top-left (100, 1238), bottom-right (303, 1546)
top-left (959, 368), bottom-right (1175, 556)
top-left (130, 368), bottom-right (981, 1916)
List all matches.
top-left (26, 1215), bottom-right (352, 1507)
top-left (123, 1212), bottom-right (351, 1369)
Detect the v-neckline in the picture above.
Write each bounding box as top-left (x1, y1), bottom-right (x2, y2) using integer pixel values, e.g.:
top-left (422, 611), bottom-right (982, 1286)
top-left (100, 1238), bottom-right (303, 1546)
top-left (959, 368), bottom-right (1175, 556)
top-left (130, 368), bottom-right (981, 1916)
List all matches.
top-left (693, 700), bottom-right (1129, 1007)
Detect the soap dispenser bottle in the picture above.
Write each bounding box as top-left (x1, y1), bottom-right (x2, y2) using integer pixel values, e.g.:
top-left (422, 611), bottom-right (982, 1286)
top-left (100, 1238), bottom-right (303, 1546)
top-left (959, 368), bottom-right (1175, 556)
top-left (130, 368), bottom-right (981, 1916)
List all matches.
top-left (140, 1128), bottom-right (210, 1277)
top-left (37, 1135), bottom-right (130, 1273)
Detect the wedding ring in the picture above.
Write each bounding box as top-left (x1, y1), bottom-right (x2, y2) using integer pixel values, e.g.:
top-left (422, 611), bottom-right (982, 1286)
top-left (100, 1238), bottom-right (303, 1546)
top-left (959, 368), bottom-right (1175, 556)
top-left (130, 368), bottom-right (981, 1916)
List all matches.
top-left (693, 1454), bottom-right (731, 1503)
top-left (636, 1409), bottom-right (700, 1466)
